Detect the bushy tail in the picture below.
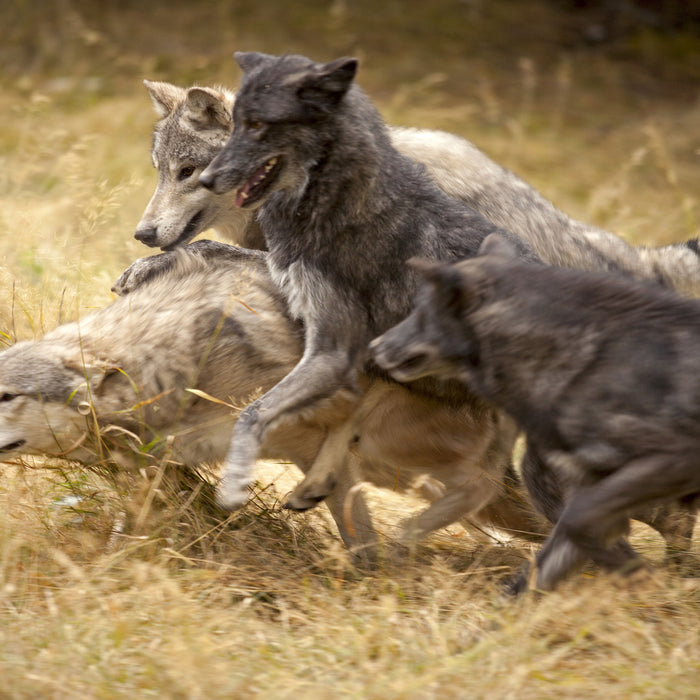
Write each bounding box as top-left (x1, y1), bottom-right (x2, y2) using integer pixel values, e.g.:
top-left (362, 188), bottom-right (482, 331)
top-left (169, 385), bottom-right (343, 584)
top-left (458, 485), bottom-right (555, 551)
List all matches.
top-left (635, 238), bottom-right (700, 296)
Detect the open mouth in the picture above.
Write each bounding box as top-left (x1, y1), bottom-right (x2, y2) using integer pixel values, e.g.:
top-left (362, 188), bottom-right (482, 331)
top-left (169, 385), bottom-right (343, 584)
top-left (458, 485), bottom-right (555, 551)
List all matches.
top-left (235, 157), bottom-right (282, 208)
top-left (162, 210), bottom-right (204, 251)
top-left (0, 439), bottom-right (26, 453)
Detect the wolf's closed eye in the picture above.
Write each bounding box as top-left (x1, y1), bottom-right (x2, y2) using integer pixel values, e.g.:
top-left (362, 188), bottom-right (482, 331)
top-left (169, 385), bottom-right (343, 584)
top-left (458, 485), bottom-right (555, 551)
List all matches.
top-left (0, 393), bottom-right (19, 402)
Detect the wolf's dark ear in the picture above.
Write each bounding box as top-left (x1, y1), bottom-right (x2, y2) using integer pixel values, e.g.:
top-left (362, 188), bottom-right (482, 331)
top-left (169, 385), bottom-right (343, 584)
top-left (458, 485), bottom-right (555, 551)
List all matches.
top-left (185, 87), bottom-right (233, 131)
top-left (295, 57), bottom-right (358, 109)
top-left (409, 258), bottom-right (475, 315)
top-left (478, 233), bottom-right (519, 260)
top-left (143, 80), bottom-right (185, 118)
top-left (315, 57), bottom-right (358, 95)
top-left (234, 51), bottom-right (276, 74)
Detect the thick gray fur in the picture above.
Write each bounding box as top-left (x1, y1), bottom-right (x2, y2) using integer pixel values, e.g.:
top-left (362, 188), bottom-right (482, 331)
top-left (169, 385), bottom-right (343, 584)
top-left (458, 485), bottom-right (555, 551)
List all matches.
top-left (372, 233), bottom-right (700, 592)
top-left (196, 52), bottom-right (537, 509)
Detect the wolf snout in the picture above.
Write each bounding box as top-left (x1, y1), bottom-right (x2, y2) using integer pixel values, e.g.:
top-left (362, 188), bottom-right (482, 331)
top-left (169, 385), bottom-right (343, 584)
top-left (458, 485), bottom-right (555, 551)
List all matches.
top-left (134, 227), bottom-right (159, 247)
top-left (368, 334), bottom-right (388, 364)
top-left (198, 167), bottom-right (219, 191)
top-left (368, 334), bottom-right (402, 373)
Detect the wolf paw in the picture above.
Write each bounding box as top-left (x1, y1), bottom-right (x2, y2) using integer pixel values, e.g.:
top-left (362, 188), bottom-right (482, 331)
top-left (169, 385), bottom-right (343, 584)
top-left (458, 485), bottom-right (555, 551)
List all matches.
top-left (284, 474), bottom-right (337, 511)
top-left (216, 476), bottom-right (251, 511)
top-left (111, 253), bottom-right (176, 296)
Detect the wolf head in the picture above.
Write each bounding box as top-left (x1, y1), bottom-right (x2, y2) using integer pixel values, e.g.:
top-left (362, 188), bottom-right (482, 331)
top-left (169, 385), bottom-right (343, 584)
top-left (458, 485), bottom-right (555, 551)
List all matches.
top-left (370, 234), bottom-right (519, 384)
top-left (0, 341), bottom-right (114, 460)
top-left (199, 52), bottom-right (358, 205)
top-left (136, 80), bottom-right (249, 250)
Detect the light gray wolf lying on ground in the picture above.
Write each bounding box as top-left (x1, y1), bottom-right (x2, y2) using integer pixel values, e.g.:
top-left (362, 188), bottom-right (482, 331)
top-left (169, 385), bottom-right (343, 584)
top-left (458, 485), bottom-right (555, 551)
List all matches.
top-left (0, 248), bottom-right (546, 552)
top-left (116, 78), bottom-right (700, 297)
top-left (372, 233), bottom-right (700, 592)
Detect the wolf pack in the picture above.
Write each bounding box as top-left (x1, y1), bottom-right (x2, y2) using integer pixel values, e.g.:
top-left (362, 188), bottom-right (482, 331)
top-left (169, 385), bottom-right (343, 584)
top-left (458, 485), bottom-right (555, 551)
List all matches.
top-left (2, 52), bottom-right (699, 594)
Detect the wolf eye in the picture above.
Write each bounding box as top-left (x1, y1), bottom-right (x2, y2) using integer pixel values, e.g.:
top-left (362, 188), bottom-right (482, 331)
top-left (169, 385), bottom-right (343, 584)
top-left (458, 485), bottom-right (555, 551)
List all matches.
top-left (247, 120), bottom-right (264, 131)
top-left (0, 392), bottom-right (18, 402)
top-left (179, 165), bottom-right (196, 180)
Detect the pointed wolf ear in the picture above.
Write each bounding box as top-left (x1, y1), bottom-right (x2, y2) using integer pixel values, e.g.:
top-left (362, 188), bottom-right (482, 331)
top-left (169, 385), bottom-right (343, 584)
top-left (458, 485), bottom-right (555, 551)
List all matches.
top-left (315, 57), bottom-right (358, 95)
top-left (234, 51), bottom-right (275, 73)
top-left (143, 80), bottom-right (185, 118)
top-left (294, 57), bottom-right (358, 107)
top-left (478, 233), bottom-right (519, 260)
top-left (185, 87), bottom-right (233, 131)
top-left (408, 258), bottom-right (474, 314)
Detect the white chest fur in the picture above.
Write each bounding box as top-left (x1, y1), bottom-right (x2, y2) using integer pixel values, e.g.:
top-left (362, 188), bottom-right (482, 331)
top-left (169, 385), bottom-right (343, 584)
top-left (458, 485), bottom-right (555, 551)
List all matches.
top-left (268, 258), bottom-right (335, 324)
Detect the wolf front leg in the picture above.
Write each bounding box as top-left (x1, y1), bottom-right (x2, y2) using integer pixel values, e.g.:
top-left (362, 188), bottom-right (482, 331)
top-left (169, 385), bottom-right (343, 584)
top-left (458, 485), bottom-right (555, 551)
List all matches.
top-left (285, 420), bottom-right (358, 511)
top-left (217, 347), bottom-right (361, 510)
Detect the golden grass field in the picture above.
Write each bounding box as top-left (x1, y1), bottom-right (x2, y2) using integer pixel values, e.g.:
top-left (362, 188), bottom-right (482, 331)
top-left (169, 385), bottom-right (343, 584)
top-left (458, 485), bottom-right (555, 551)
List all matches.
top-left (1, 1), bottom-right (700, 697)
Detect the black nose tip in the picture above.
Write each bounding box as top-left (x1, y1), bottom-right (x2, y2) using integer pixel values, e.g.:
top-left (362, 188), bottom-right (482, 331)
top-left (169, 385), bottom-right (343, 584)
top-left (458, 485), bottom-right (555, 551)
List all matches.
top-left (134, 228), bottom-right (158, 246)
top-left (198, 171), bottom-right (216, 190)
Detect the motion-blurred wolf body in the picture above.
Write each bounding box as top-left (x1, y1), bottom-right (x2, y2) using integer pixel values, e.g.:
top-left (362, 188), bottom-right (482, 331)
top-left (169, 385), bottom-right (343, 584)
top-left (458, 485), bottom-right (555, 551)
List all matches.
top-left (122, 78), bottom-right (700, 297)
top-left (372, 234), bottom-right (700, 592)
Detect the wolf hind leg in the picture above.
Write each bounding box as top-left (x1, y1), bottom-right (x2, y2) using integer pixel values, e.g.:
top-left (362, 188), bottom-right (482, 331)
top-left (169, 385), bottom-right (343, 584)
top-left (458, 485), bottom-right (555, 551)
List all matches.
top-left (468, 462), bottom-right (550, 543)
top-left (523, 440), bottom-right (698, 564)
top-left (399, 468), bottom-right (503, 544)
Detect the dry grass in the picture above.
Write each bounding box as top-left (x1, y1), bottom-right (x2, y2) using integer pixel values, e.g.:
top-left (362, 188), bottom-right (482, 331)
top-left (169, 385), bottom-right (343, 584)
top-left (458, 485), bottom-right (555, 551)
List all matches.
top-left (1, 1), bottom-right (699, 697)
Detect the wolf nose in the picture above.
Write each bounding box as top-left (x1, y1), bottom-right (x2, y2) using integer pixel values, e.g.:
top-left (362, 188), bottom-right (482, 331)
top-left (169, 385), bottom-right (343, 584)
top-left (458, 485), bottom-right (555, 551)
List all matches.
top-left (198, 171), bottom-right (216, 190)
top-left (134, 228), bottom-right (158, 246)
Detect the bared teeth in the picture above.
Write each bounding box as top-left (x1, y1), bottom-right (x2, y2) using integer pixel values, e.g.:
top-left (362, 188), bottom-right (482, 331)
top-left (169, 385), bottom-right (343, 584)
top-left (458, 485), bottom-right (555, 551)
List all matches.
top-left (234, 157), bottom-right (279, 207)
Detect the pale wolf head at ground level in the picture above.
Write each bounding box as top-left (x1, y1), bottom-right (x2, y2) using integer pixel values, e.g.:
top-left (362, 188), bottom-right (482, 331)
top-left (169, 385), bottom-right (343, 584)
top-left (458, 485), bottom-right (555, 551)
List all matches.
top-left (373, 233), bottom-right (700, 592)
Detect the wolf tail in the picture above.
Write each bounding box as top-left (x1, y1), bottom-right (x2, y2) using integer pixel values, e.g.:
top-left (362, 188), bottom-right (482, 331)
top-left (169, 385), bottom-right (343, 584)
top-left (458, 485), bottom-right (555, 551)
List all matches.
top-left (635, 238), bottom-right (700, 297)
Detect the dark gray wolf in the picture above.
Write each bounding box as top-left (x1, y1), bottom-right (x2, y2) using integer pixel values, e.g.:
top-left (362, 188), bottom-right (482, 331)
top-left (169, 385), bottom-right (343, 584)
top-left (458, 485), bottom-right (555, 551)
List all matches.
top-left (115, 79), bottom-right (700, 297)
top-left (372, 233), bottom-right (700, 591)
top-left (196, 51), bottom-right (537, 510)
top-left (0, 247), bottom-right (547, 551)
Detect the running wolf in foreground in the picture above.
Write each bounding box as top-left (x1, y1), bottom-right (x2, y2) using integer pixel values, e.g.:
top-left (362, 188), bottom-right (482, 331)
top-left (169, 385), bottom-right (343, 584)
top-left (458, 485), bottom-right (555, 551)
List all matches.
top-left (116, 78), bottom-right (700, 296)
top-left (0, 249), bottom-right (545, 551)
top-left (372, 233), bottom-right (700, 592)
top-left (197, 52), bottom-right (537, 511)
